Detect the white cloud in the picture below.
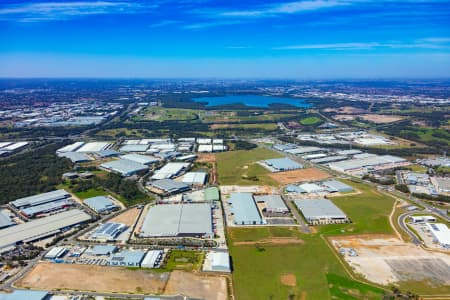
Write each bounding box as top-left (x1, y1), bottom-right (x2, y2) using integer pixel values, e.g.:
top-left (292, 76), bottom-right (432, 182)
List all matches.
top-left (0, 1), bottom-right (152, 22)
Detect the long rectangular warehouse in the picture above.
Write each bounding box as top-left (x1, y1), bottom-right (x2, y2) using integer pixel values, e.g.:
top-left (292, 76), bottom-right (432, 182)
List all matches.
top-left (228, 193), bottom-right (263, 225)
top-left (0, 209), bottom-right (91, 252)
top-left (139, 203), bottom-right (213, 238)
top-left (294, 199), bottom-right (349, 225)
top-left (11, 189), bottom-right (71, 209)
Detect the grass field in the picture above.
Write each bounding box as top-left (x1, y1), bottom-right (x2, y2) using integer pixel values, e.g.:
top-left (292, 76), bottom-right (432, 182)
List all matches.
top-left (300, 116), bottom-right (322, 125)
top-left (216, 147), bottom-right (282, 186)
top-left (210, 123), bottom-right (278, 130)
top-left (73, 187), bottom-right (108, 199)
top-left (136, 107), bottom-right (199, 121)
top-left (229, 227), bottom-right (385, 300)
top-left (163, 250), bottom-right (204, 272)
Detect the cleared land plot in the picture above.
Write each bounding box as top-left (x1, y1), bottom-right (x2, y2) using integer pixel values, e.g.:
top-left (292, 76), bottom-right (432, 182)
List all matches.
top-left (210, 123), bottom-right (278, 130)
top-left (360, 114), bottom-right (405, 124)
top-left (16, 262), bottom-right (168, 294)
top-left (268, 168), bottom-right (330, 184)
top-left (165, 271), bottom-right (227, 300)
top-left (196, 153), bottom-right (216, 163)
top-left (229, 227), bottom-right (384, 300)
top-left (330, 235), bottom-right (450, 294)
top-left (299, 116), bottom-right (322, 125)
top-left (216, 148), bottom-right (282, 186)
top-left (109, 207), bottom-right (140, 227)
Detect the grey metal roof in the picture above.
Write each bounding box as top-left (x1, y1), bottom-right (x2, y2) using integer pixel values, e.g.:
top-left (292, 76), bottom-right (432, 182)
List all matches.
top-left (310, 155), bottom-right (347, 164)
top-left (294, 199), bottom-right (347, 220)
top-left (182, 172), bottom-right (207, 185)
top-left (0, 211), bottom-right (13, 228)
top-left (151, 179), bottom-right (190, 193)
top-left (20, 199), bottom-right (73, 217)
top-left (11, 189), bottom-right (70, 209)
top-left (87, 245), bottom-right (118, 255)
top-left (90, 222), bottom-right (127, 240)
top-left (0, 209), bottom-right (91, 251)
top-left (84, 196), bottom-right (118, 213)
top-left (140, 203), bottom-right (213, 237)
top-left (322, 180), bottom-right (353, 192)
top-left (109, 250), bottom-right (145, 266)
top-left (0, 290), bottom-right (48, 300)
top-left (119, 144), bottom-right (149, 152)
top-left (120, 154), bottom-right (159, 165)
top-left (228, 193), bottom-right (263, 225)
top-left (329, 155), bottom-right (406, 171)
top-left (263, 157), bottom-right (303, 171)
top-left (254, 195), bottom-right (288, 211)
top-left (100, 159), bottom-right (149, 176)
top-left (58, 151), bottom-right (92, 163)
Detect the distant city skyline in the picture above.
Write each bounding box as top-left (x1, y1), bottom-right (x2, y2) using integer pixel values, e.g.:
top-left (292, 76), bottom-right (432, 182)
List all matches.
top-left (1, 0), bottom-right (449, 78)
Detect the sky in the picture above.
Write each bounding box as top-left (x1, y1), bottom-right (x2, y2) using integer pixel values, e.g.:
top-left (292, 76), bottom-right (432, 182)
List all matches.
top-left (0, 0), bottom-right (449, 78)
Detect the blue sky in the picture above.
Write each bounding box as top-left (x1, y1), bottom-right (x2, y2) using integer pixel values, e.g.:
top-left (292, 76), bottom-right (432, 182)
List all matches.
top-left (0, 0), bottom-right (449, 78)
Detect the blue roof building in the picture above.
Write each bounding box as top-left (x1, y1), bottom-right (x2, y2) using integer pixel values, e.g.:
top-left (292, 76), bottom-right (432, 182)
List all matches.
top-left (109, 250), bottom-right (146, 267)
top-left (263, 157), bottom-right (303, 172)
top-left (0, 290), bottom-right (48, 300)
top-left (228, 193), bottom-right (263, 225)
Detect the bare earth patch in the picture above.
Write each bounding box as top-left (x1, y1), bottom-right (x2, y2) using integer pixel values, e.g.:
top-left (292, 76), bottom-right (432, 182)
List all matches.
top-left (196, 153), bottom-right (216, 163)
top-left (269, 168), bottom-right (331, 185)
top-left (164, 270), bottom-right (228, 300)
top-left (109, 207), bottom-right (140, 227)
top-left (15, 262), bottom-right (168, 294)
top-left (280, 273), bottom-right (297, 287)
top-left (330, 235), bottom-right (450, 286)
top-left (360, 114), bottom-right (405, 124)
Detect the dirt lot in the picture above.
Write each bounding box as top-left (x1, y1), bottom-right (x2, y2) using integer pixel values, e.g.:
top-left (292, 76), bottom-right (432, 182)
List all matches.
top-left (280, 273), bottom-right (297, 287)
top-left (220, 185), bottom-right (277, 195)
top-left (15, 262), bottom-right (168, 294)
top-left (330, 235), bottom-right (450, 286)
top-left (196, 153), bottom-right (216, 163)
top-left (333, 114), bottom-right (356, 121)
top-left (324, 106), bottom-right (366, 114)
top-left (165, 270), bottom-right (228, 300)
top-left (109, 207), bottom-right (140, 227)
top-left (269, 168), bottom-right (331, 185)
top-left (360, 114), bottom-right (405, 124)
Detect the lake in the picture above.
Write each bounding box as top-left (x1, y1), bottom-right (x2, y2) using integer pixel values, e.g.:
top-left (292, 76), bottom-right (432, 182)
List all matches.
top-left (192, 95), bottom-right (311, 108)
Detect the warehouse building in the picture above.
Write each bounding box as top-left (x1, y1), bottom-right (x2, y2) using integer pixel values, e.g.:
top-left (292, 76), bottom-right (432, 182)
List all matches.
top-left (58, 151), bottom-right (93, 163)
top-left (84, 196), bottom-right (119, 214)
top-left (119, 144), bottom-right (149, 153)
top-left (294, 199), bottom-right (349, 225)
top-left (76, 141), bottom-right (112, 153)
top-left (203, 251), bottom-right (231, 273)
top-left (0, 290), bottom-right (49, 300)
top-left (284, 146), bottom-right (325, 155)
top-left (254, 195), bottom-right (289, 214)
top-left (261, 157), bottom-right (303, 172)
top-left (139, 203), bottom-right (213, 238)
top-left (425, 223), bottom-right (450, 249)
top-left (141, 250), bottom-right (164, 268)
top-left (109, 250), bottom-right (146, 267)
top-left (228, 193), bottom-right (263, 225)
top-left (0, 209), bottom-right (91, 252)
top-left (85, 245), bottom-right (117, 256)
top-left (120, 154), bottom-right (159, 165)
top-left (44, 246), bottom-right (67, 259)
top-left (182, 172), bottom-right (208, 186)
top-left (151, 162), bottom-right (189, 180)
top-left (409, 215), bottom-right (437, 223)
top-left (298, 183), bottom-right (324, 193)
top-left (11, 189), bottom-right (71, 209)
top-left (329, 155), bottom-right (409, 175)
top-left (433, 177), bottom-right (450, 194)
top-left (20, 199), bottom-right (73, 218)
top-left (322, 180), bottom-right (354, 193)
top-left (100, 159), bottom-right (149, 176)
top-left (56, 141), bottom-right (85, 153)
top-left (148, 179), bottom-right (191, 195)
top-left (0, 211), bottom-right (14, 229)
top-left (89, 222), bottom-right (128, 241)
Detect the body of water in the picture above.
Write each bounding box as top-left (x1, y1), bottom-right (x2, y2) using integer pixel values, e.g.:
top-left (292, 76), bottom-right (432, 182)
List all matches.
top-left (192, 95), bottom-right (311, 108)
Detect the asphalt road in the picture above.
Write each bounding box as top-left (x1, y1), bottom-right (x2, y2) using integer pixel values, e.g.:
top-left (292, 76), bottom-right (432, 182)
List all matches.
top-left (398, 212), bottom-right (421, 245)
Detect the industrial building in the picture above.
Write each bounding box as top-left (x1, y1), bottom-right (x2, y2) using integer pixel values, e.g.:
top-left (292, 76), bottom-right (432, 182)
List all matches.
top-left (0, 211), bottom-right (14, 229)
top-left (119, 144), bottom-right (149, 152)
top-left (294, 199), bottom-right (349, 225)
top-left (284, 146), bottom-right (325, 155)
top-left (120, 154), bottom-right (159, 165)
top-left (409, 215), bottom-right (437, 223)
top-left (44, 246), bottom-right (67, 259)
top-left (11, 189), bottom-right (71, 209)
top-left (0, 209), bottom-right (91, 252)
top-left (56, 141), bottom-right (85, 153)
top-left (58, 151), bottom-right (93, 163)
top-left (141, 250), bottom-right (164, 268)
top-left (425, 223), bottom-right (450, 248)
top-left (433, 177), bottom-right (450, 194)
top-left (100, 159), bottom-right (149, 176)
top-left (76, 141), bottom-right (112, 153)
top-left (203, 251), bottom-right (231, 273)
top-left (109, 250), bottom-right (146, 267)
top-left (148, 179), bottom-right (191, 195)
top-left (261, 157), bottom-right (303, 172)
top-left (20, 199), bottom-right (73, 218)
top-left (151, 162), bottom-right (190, 180)
top-left (89, 222), bottom-right (128, 241)
top-left (181, 172), bottom-right (208, 185)
top-left (328, 155), bottom-right (409, 175)
top-left (298, 183), bottom-right (324, 193)
top-left (84, 196), bottom-right (119, 214)
top-left (0, 290), bottom-right (49, 300)
top-left (139, 203), bottom-right (213, 238)
top-left (228, 193), bottom-right (263, 225)
top-left (322, 180), bottom-right (354, 193)
top-left (85, 245), bottom-right (117, 256)
top-left (254, 195), bottom-right (289, 214)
